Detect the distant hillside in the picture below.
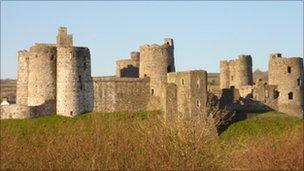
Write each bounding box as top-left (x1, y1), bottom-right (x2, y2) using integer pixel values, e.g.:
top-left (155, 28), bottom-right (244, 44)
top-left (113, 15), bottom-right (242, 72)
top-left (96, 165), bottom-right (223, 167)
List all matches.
top-left (0, 79), bottom-right (16, 102)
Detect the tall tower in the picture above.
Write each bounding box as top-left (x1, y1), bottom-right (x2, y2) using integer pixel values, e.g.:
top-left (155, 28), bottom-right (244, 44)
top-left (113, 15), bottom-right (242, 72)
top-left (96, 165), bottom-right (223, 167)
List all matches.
top-left (235, 54), bottom-right (253, 88)
top-left (16, 50), bottom-right (29, 106)
top-left (139, 38), bottom-right (175, 97)
top-left (27, 44), bottom-right (57, 108)
top-left (219, 54), bottom-right (253, 89)
top-left (219, 60), bottom-right (230, 89)
top-left (56, 27), bottom-right (93, 116)
top-left (268, 53), bottom-right (304, 117)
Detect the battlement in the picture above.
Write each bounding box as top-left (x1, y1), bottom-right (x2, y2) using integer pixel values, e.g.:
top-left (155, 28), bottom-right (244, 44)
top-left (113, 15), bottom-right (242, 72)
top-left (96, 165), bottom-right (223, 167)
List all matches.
top-left (130, 51), bottom-right (140, 61)
top-left (270, 53), bottom-right (282, 58)
top-left (164, 38), bottom-right (174, 47)
top-left (139, 38), bottom-right (173, 52)
top-left (18, 50), bottom-right (29, 57)
top-left (269, 54), bottom-right (302, 65)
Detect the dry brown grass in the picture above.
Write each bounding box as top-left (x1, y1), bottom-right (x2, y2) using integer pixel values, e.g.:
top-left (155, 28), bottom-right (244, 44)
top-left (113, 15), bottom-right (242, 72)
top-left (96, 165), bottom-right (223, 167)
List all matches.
top-left (226, 125), bottom-right (303, 170)
top-left (0, 111), bottom-right (303, 170)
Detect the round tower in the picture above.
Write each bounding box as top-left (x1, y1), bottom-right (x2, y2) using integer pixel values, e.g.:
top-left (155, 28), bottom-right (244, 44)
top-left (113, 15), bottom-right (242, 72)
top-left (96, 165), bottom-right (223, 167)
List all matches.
top-left (219, 60), bottom-right (230, 89)
top-left (27, 44), bottom-right (57, 107)
top-left (268, 53), bottom-right (304, 116)
top-left (56, 47), bottom-right (80, 116)
top-left (16, 50), bottom-right (29, 106)
top-left (235, 54), bottom-right (253, 88)
top-left (139, 38), bottom-right (175, 97)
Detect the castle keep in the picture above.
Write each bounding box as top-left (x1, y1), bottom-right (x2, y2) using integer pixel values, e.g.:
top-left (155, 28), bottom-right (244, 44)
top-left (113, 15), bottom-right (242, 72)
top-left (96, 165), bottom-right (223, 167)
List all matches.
top-left (1, 27), bottom-right (303, 119)
top-left (1, 27), bottom-right (93, 118)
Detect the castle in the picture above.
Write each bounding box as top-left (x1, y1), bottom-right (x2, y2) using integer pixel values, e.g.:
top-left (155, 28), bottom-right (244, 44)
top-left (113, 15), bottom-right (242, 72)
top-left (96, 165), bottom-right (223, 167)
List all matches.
top-left (0, 27), bottom-right (303, 119)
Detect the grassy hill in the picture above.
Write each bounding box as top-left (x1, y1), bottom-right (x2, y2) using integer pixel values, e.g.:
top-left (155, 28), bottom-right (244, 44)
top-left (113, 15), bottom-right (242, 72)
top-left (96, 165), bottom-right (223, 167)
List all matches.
top-left (1, 111), bottom-right (302, 170)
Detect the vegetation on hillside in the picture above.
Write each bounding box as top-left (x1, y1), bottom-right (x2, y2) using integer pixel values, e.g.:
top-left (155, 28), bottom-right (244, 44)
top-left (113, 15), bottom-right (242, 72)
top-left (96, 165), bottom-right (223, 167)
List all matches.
top-left (0, 111), bottom-right (303, 170)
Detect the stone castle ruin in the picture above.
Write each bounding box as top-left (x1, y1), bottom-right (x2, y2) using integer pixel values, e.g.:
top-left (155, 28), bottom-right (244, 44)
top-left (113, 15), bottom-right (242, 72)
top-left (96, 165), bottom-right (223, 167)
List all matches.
top-left (1, 27), bottom-right (303, 120)
top-left (219, 53), bottom-right (303, 117)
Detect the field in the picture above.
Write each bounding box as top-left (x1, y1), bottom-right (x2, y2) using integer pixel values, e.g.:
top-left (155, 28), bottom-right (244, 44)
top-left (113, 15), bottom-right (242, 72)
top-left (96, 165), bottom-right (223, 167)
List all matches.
top-left (1, 111), bottom-right (303, 170)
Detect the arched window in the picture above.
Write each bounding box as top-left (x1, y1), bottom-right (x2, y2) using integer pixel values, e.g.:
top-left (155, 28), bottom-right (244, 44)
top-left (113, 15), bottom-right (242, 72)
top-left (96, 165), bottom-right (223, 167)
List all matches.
top-left (50, 54), bottom-right (55, 61)
top-left (287, 66), bottom-right (291, 73)
top-left (151, 89), bottom-right (154, 95)
top-left (288, 92), bottom-right (293, 100)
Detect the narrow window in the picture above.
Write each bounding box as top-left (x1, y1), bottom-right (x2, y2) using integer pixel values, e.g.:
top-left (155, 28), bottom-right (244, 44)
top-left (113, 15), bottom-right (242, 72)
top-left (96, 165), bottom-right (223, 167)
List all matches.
top-left (231, 76), bottom-right (234, 81)
top-left (144, 74), bottom-right (147, 77)
top-left (287, 66), bottom-right (291, 73)
top-left (273, 90), bottom-right (279, 99)
top-left (70, 111), bottom-right (73, 116)
top-left (288, 92), bottom-right (293, 100)
top-left (181, 79), bottom-right (185, 85)
top-left (196, 80), bottom-right (200, 88)
top-left (50, 54), bottom-right (54, 61)
top-left (297, 78), bottom-right (301, 86)
top-left (84, 62), bottom-right (87, 69)
top-left (151, 89), bottom-right (154, 95)
top-left (167, 65), bottom-right (172, 72)
top-left (196, 100), bottom-right (201, 108)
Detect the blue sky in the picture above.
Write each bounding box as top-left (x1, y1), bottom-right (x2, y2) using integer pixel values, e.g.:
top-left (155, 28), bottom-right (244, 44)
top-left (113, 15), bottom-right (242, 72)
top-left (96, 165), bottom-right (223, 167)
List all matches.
top-left (1, 1), bottom-right (303, 79)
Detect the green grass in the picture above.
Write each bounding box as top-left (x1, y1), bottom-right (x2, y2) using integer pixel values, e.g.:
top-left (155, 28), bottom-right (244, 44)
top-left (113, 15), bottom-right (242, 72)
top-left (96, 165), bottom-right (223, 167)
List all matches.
top-left (1, 110), bottom-right (303, 170)
top-left (221, 111), bottom-right (302, 138)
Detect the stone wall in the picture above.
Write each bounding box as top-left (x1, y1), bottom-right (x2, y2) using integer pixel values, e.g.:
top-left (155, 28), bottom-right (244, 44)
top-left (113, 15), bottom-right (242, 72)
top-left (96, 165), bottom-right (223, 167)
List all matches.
top-left (0, 105), bottom-right (31, 119)
top-left (93, 77), bottom-right (150, 113)
top-left (16, 50), bottom-right (29, 105)
top-left (0, 100), bottom-right (55, 119)
top-left (116, 51), bottom-right (140, 78)
top-left (268, 53), bottom-right (304, 117)
top-left (167, 70), bottom-right (208, 119)
top-left (161, 83), bottom-right (178, 124)
top-left (220, 54), bottom-right (253, 89)
top-left (27, 44), bottom-right (57, 111)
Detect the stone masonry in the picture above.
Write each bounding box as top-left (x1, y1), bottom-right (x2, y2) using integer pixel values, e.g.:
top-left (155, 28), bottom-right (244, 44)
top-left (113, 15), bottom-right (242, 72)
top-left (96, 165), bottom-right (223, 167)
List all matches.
top-left (1, 27), bottom-right (303, 120)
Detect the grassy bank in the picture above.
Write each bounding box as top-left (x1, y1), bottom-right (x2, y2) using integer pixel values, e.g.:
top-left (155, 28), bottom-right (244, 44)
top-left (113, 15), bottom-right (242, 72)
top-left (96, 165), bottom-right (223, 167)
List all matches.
top-left (1, 111), bottom-right (303, 170)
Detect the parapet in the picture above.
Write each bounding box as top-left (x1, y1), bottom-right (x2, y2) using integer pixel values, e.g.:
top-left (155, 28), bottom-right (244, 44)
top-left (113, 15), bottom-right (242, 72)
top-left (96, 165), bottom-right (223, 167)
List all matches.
top-left (269, 53), bottom-right (303, 65)
top-left (139, 38), bottom-right (174, 51)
